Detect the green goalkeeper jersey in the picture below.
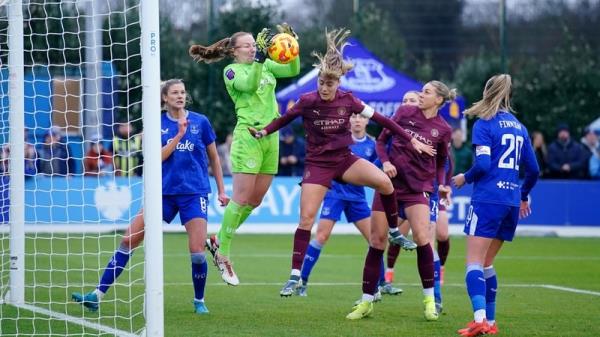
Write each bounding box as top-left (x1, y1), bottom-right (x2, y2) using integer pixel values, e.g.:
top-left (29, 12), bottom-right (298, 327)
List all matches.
top-left (223, 57), bottom-right (300, 129)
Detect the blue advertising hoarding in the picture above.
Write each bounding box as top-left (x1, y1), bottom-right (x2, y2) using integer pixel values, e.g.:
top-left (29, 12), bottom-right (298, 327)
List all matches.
top-left (0, 176), bottom-right (598, 227)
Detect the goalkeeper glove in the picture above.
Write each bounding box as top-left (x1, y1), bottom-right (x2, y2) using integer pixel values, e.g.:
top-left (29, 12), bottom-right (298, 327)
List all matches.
top-left (255, 28), bottom-right (273, 63)
top-left (276, 22), bottom-right (298, 40)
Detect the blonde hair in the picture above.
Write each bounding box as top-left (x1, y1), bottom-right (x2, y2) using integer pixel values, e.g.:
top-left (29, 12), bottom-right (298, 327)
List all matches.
top-left (426, 80), bottom-right (457, 108)
top-left (189, 32), bottom-right (251, 63)
top-left (313, 28), bottom-right (353, 80)
top-left (464, 74), bottom-right (513, 120)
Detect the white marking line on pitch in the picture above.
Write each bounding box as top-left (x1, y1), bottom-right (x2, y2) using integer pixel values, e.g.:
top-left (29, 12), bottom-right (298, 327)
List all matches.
top-left (162, 282), bottom-right (600, 296)
top-left (14, 303), bottom-right (138, 337)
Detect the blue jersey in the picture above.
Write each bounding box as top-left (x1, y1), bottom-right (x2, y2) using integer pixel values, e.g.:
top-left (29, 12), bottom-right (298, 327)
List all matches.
top-left (161, 110), bottom-right (216, 195)
top-left (470, 111), bottom-right (537, 207)
top-left (327, 135), bottom-right (378, 201)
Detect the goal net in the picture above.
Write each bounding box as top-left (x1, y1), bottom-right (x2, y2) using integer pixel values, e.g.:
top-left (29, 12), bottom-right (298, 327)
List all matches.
top-left (0, 1), bottom-right (163, 336)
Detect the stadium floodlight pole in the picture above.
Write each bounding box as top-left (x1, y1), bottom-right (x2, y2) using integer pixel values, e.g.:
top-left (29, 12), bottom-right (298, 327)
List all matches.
top-left (7, 0), bottom-right (25, 306)
top-left (140, 0), bottom-right (164, 336)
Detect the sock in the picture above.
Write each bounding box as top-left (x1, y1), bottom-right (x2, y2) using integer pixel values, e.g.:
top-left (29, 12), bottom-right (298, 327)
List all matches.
top-left (380, 192), bottom-right (399, 229)
top-left (433, 250), bottom-right (442, 303)
top-left (484, 265), bottom-right (497, 324)
top-left (437, 239), bottom-right (450, 266)
top-left (97, 244), bottom-right (132, 294)
top-left (292, 228), bottom-right (312, 270)
top-left (387, 243), bottom-right (401, 269)
top-left (235, 205), bottom-right (254, 230)
top-left (217, 200), bottom-right (243, 257)
top-left (191, 252), bottom-right (207, 301)
top-left (416, 243), bottom-right (435, 289)
top-left (362, 246), bottom-right (384, 295)
top-left (466, 263), bottom-right (486, 323)
top-left (379, 255), bottom-right (386, 286)
top-left (300, 239), bottom-right (323, 284)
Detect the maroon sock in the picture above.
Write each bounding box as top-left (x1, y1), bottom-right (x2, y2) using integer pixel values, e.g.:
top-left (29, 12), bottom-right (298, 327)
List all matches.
top-left (417, 243), bottom-right (435, 289)
top-left (437, 239), bottom-right (450, 266)
top-left (387, 243), bottom-right (401, 268)
top-left (380, 192), bottom-right (398, 229)
top-left (362, 246), bottom-right (384, 295)
top-left (291, 228), bottom-right (312, 270)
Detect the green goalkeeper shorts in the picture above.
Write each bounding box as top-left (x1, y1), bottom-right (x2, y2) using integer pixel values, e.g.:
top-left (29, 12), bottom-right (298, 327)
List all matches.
top-left (230, 127), bottom-right (279, 175)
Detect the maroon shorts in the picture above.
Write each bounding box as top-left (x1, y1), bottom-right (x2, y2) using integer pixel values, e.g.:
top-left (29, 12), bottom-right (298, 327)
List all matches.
top-left (439, 203), bottom-right (447, 212)
top-left (371, 190), bottom-right (430, 213)
top-left (302, 154), bottom-right (361, 188)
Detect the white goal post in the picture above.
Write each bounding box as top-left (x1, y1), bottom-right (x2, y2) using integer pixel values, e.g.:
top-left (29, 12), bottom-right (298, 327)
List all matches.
top-left (0, 0), bottom-right (163, 336)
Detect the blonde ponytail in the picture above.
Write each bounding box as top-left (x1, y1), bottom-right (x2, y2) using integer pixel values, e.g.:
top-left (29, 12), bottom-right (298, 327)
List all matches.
top-left (464, 74), bottom-right (514, 120)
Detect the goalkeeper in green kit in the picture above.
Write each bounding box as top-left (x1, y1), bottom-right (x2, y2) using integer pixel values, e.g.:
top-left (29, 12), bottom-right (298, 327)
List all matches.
top-left (189, 24), bottom-right (300, 285)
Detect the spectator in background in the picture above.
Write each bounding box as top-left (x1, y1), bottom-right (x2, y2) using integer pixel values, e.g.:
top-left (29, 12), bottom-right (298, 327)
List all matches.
top-left (547, 123), bottom-right (589, 179)
top-left (451, 128), bottom-right (472, 174)
top-left (0, 129), bottom-right (37, 178)
top-left (277, 126), bottom-right (305, 177)
top-left (217, 133), bottom-right (233, 176)
top-left (581, 127), bottom-right (600, 179)
top-left (84, 138), bottom-right (114, 176)
top-left (112, 122), bottom-right (143, 176)
top-left (37, 130), bottom-right (72, 176)
top-left (531, 131), bottom-right (548, 177)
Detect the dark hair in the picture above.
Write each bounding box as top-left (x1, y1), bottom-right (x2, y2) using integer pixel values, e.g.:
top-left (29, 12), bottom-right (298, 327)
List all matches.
top-left (189, 32), bottom-right (252, 63)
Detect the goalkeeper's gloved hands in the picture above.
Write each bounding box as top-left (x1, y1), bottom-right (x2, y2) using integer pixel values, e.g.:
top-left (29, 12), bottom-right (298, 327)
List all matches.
top-left (255, 28), bottom-right (273, 63)
top-left (276, 22), bottom-right (298, 40)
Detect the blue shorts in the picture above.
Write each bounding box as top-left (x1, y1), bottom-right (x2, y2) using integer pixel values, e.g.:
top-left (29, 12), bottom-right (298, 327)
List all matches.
top-left (429, 198), bottom-right (439, 223)
top-left (163, 194), bottom-right (208, 225)
top-left (319, 196), bottom-right (371, 223)
top-left (464, 201), bottom-right (519, 241)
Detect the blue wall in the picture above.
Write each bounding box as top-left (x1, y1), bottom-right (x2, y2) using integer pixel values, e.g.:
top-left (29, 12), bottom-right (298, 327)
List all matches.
top-left (1, 176), bottom-right (599, 227)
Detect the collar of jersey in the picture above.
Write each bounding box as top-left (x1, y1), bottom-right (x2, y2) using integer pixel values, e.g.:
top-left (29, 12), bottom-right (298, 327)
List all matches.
top-left (165, 110), bottom-right (189, 122)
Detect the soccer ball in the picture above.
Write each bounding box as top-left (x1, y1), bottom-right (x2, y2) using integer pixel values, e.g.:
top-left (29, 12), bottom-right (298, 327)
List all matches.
top-left (268, 33), bottom-right (299, 64)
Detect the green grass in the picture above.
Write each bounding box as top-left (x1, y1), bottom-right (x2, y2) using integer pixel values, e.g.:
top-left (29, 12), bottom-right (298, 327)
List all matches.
top-left (2, 234), bottom-right (600, 336)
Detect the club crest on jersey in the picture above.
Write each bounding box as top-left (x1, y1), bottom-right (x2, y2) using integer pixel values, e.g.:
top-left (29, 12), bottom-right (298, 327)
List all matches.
top-left (431, 128), bottom-right (439, 137)
top-left (225, 68), bottom-right (235, 80)
top-left (338, 107), bottom-right (347, 116)
top-left (190, 124), bottom-right (199, 135)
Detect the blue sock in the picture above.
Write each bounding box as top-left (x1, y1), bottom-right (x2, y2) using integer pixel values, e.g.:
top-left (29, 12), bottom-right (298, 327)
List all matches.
top-left (191, 252), bottom-right (208, 301)
top-left (379, 255), bottom-right (386, 286)
top-left (300, 240), bottom-right (322, 284)
top-left (484, 265), bottom-right (497, 323)
top-left (434, 251), bottom-right (442, 303)
top-left (465, 263), bottom-right (486, 317)
top-left (98, 244), bottom-right (131, 294)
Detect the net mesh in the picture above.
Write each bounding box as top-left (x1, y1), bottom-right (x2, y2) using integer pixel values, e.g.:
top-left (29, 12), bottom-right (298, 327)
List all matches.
top-left (1, 1), bottom-right (147, 335)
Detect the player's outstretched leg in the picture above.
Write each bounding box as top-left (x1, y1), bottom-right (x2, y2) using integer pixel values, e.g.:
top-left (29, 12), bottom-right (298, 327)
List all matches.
top-left (72, 243), bottom-right (132, 312)
top-left (434, 250), bottom-right (443, 314)
top-left (298, 239), bottom-right (324, 297)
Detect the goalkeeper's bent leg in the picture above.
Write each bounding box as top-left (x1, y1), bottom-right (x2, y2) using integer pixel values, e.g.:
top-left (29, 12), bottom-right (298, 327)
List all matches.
top-left (217, 200), bottom-right (243, 257)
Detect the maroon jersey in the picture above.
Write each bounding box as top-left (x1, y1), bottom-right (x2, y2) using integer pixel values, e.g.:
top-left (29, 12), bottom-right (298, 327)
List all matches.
top-left (264, 90), bottom-right (366, 166)
top-left (377, 105), bottom-right (452, 193)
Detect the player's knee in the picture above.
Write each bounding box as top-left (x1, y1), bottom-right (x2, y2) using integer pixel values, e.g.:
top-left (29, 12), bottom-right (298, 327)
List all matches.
top-left (369, 231), bottom-right (387, 249)
top-left (377, 177), bottom-right (394, 195)
top-left (316, 232), bottom-right (330, 244)
top-left (299, 214), bottom-right (316, 229)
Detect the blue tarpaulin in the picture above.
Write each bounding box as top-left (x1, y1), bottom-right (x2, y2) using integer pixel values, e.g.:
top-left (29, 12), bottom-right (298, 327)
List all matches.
top-left (276, 38), bottom-right (466, 127)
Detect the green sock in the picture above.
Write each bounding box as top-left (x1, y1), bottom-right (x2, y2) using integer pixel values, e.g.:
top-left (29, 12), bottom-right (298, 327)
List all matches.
top-left (217, 200), bottom-right (243, 257)
top-left (235, 205), bottom-right (255, 230)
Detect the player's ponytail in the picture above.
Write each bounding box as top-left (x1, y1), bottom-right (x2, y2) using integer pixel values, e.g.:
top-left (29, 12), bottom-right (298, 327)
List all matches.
top-left (427, 80), bottom-right (457, 109)
top-left (313, 28), bottom-right (353, 80)
top-left (189, 32), bottom-right (251, 63)
top-left (464, 74), bottom-right (514, 120)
